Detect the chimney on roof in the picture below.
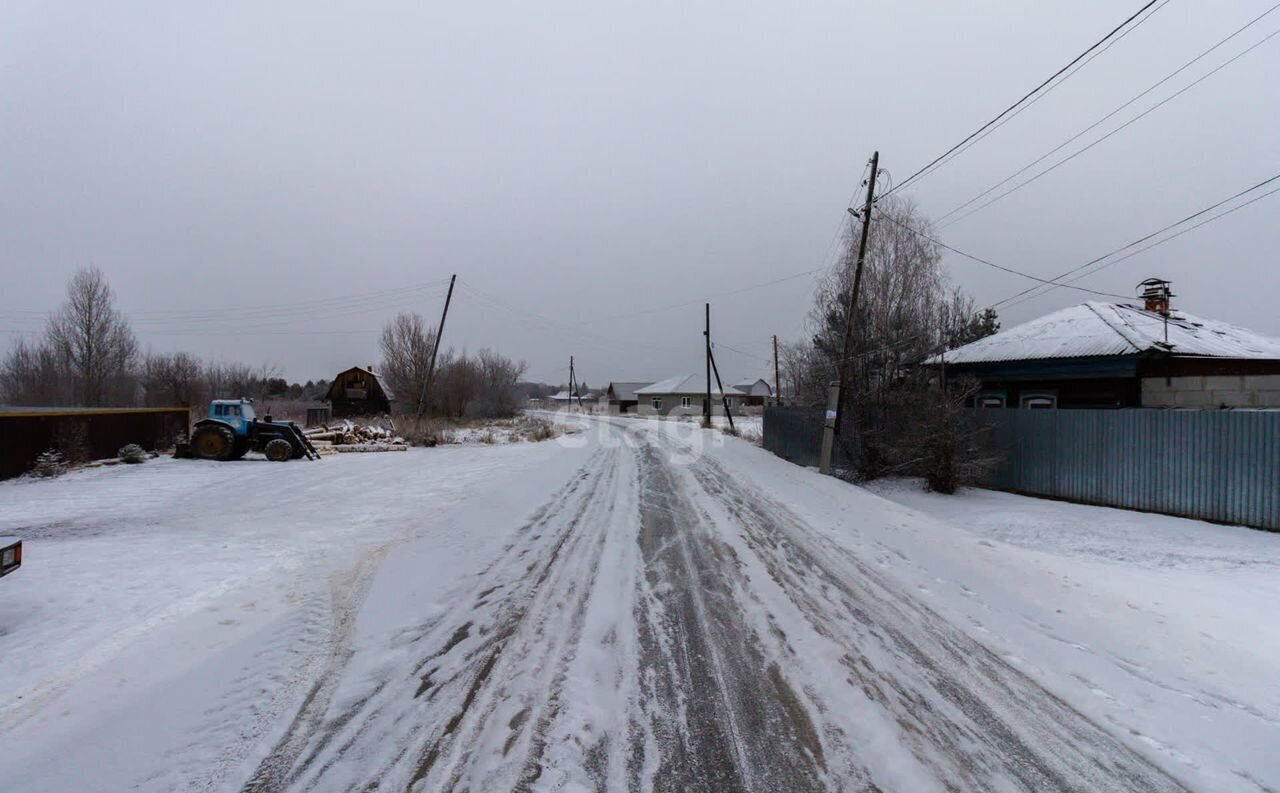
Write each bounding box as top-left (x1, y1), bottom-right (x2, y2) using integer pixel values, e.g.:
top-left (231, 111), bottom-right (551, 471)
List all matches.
top-left (1137, 278), bottom-right (1174, 315)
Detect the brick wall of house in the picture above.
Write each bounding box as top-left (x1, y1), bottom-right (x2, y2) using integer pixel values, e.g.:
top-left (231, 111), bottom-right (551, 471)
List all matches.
top-left (1141, 374), bottom-right (1280, 408)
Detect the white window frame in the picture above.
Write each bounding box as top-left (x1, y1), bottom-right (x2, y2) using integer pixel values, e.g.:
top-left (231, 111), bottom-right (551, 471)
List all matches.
top-left (976, 392), bottom-right (1006, 409)
top-left (651, 397), bottom-right (662, 410)
top-left (681, 396), bottom-right (691, 408)
top-left (1020, 392), bottom-right (1058, 410)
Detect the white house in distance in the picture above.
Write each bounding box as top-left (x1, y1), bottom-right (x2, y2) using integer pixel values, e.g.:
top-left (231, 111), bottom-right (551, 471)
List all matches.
top-left (635, 375), bottom-right (745, 417)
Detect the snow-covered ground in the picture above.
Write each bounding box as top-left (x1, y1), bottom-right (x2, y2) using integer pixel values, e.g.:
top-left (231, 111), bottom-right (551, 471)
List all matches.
top-left (0, 441), bottom-right (588, 792)
top-left (0, 417), bottom-right (1273, 792)
top-left (861, 479), bottom-right (1280, 792)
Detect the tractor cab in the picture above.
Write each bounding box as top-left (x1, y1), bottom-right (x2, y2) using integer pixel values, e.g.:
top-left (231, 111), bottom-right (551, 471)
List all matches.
top-left (209, 399), bottom-right (255, 433)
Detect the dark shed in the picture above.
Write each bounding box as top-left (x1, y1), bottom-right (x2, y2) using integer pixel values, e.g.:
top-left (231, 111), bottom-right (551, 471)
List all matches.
top-left (0, 407), bottom-right (190, 480)
top-left (324, 366), bottom-right (394, 418)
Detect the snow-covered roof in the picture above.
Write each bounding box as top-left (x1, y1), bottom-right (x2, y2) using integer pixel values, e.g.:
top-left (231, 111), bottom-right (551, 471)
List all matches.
top-left (549, 390), bottom-right (573, 400)
top-left (929, 302), bottom-right (1280, 365)
top-left (733, 379), bottom-right (773, 396)
top-left (636, 375), bottom-right (746, 396)
top-left (606, 381), bottom-right (652, 401)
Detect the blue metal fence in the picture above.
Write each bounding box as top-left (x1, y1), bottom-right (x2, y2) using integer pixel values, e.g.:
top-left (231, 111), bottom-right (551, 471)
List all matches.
top-left (976, 409), bottom-right (1279, 530)
top-left (763, 406), bottom-right (1280, 530)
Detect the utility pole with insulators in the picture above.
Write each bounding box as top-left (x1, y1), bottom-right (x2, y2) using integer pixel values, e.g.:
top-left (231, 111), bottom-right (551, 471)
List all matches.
top-left (821, 151), bottom-right (878, 474)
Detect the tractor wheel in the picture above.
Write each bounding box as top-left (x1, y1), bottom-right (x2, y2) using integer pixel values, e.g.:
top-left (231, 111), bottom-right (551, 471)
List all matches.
top-left (264, 438), bottom-right (294, 462)
top-left (191, 424), bottom-right (236, 461)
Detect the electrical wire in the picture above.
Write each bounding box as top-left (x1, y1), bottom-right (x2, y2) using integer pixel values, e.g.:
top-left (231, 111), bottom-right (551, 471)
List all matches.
top-left (878, 0), bottom-right (1164, 201)
top-left (900, 0), bottom-right (1173, 196)
top-left (991, 171), bottom-right (1280, 308)
top-left (936, 2), bottom-right (1280, 227)
top-left (1000, 182), bottom-right (1280, 311)
top-left (941, 24), bottom-right (1280, 228)
top-left (872, 208), bottom-right (1136, 300)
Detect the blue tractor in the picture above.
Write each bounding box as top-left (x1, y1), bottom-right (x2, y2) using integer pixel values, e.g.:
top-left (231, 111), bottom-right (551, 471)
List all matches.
top-left (189, 399), bottom-right (319, 462)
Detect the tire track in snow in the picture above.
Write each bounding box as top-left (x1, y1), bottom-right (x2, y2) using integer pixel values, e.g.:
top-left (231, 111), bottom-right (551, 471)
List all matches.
top-left (627, 435), bottom-right (835, 792)
top-left (240, 442), bottom-right (627, 792)
top-left (667, 436), bottom-right (1191, 793)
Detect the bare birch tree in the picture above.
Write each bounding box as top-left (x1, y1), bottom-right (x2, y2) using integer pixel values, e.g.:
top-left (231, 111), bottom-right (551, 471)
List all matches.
top-left (46, 267), bottom-right (138, 406)
top-left (379, 311), bottom-right (438, 415)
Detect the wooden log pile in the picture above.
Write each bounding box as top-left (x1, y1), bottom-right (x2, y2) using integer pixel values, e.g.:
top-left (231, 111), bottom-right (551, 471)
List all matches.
top-left (303, 420), bottom-right (408, 453)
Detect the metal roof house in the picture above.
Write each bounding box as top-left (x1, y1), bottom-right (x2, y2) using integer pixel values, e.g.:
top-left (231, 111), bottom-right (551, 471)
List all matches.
top-left (635, 375), bottom-right (746, 417)
top-left (928, 294), bottom-right (1280, 409)
top-left (732, 378), bottom-right (774, 406)
top-left (604, 381), bottom-right (652, 414)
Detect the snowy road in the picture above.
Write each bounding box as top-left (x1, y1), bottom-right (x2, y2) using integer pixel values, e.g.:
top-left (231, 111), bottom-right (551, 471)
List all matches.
top-left (223, 417), bottom-right (1187, 793)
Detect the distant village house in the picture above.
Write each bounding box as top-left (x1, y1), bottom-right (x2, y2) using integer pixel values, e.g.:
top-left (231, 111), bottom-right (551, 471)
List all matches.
top-left (636, 375), bottom-right (745, 417)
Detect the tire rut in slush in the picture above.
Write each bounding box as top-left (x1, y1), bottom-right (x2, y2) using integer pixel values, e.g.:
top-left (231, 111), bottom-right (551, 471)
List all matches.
top-left (629, 440), bottom-right (831, 792)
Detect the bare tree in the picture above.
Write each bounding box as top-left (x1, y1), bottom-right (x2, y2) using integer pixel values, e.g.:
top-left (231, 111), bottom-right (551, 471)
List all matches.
top-left (46, 267), bottom-right (138, 406)
top-left (784, 196), bottom-right (1001, 481)
top-left (379, 312), bottom-right (437, 415)
top-left (142, 351), bottom-right (205, 406)
top-left (465, 349), bottom-right (528, 418)
top-left (1, 337), bottom-right (68, 405)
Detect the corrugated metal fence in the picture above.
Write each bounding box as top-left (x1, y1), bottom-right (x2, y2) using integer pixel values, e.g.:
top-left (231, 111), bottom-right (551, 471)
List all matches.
top-left (976, 409), bottom-right (1279, 530)
top-left (763, 406), bottom-right (1280, 530)
top-left (762, 406), bottom-right (856, 469)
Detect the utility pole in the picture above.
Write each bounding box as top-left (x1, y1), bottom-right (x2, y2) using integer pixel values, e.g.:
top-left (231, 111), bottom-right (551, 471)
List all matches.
top-left (701, 303), bottom-right (735, 431)
top-left (704, 303), bottom-right (712, 425)
top-left (417, 273), bottom-right (456, 420)
top-left (820, 151), bottom-right (878, 474)
top-left (773, 334), bottom-right (782, 407)
top-left (568, 355), bottom-right (578, 412)
top-left (708, 340), bottom-right (735, 432)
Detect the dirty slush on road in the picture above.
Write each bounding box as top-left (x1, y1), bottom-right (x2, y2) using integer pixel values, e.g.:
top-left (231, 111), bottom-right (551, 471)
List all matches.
top-left (241, 420), bottom-right (1189, 792)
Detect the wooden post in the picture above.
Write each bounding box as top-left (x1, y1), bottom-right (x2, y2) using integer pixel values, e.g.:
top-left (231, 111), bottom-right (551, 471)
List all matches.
top-left (818, 380), bottom-right (840, 474)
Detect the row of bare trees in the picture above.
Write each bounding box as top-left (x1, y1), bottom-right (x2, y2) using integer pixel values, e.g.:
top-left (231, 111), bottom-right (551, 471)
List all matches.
top-left (778, 196), bottom-right (1001, 491)
top-left (3, 269), bottom-right (529, 421)
top-left (378, 311), bottom-right (526, 419)
top-left (2, 268), bottom-right (299, 409)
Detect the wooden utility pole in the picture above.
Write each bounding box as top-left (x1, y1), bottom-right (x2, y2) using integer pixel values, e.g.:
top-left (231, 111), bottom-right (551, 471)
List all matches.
top-left (708, 342), bottom-right (735, 432)
top-left (568, 355), bottom-right (579, 411)
top-left (773, 334), bottom-right (782, 407)
top-left (820, 151), bottom-right (878, 473)
top-left (704, 303), bottom-right (712, 425)
top-left (417, 273), bottom-right (456, 420)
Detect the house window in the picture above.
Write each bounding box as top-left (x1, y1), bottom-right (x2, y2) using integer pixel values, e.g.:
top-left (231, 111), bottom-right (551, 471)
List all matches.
top-left (681, 396), bottom-right (691, 408)
top-left (1021, 393), bottom-right (1057, 410)
top-left (651, 397), bottom-right (662, 410)
top-left (976, 393), bottom-right (1006, 408)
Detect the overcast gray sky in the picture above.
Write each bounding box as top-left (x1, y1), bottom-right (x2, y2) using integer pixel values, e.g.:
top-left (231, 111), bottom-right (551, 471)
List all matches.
top-left (2, 1), bottom-right (1276, 384)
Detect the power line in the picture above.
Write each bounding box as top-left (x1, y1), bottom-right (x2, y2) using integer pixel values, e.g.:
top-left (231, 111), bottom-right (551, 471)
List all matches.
top-left (879, 0), bottom-right (1163, 201)
top-left (992, 171), bottom-right (1280, 308)
top-left (937, 2), bottom-right (1280, 226)
top-left (1002, 182), bottom-right (1280, 311)
top-left (904, 0), bottom-right (1173, 196)
top-left (941, 24), bottom-right (1280, 228)
top-left (872, 208), bottom-right (1132, 300)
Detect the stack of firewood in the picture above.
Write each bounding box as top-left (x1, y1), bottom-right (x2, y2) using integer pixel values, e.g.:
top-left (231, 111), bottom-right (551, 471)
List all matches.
top-left (304, 420), bottom-right (408, 453)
